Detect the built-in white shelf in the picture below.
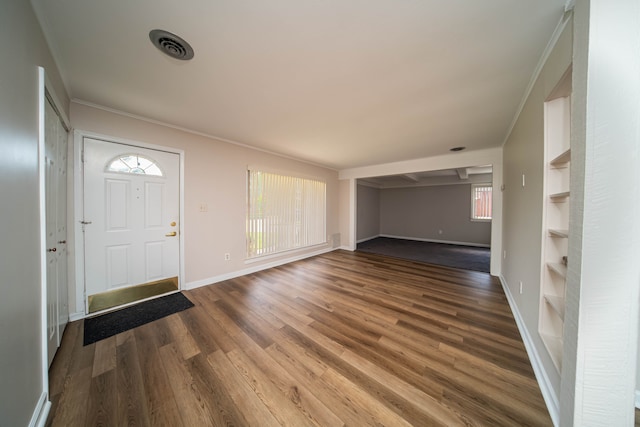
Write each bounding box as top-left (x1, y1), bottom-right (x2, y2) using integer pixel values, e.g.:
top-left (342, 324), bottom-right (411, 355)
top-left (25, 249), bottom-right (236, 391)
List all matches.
top-left (547, 262), bottom-right (568, 278)
top-left (539, 69), bottom-right (571, 375)
top-left (550, 191), bottom-right (570, 201)
top-left (544, 294), bottom-right (565, 320)
top-left (550, 148), bottom-right (571, 166)
top-left (548, 229), bottom-right (569, 238)
top-left (540, 333), bottom-right (563, 372)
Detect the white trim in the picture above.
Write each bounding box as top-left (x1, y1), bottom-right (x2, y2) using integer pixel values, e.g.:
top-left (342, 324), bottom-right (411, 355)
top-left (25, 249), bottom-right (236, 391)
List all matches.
top-left (245, 243), bottom-right (331, 264)
top-left (356, 235), bottom-right (381, 244)
top-left (338, 245), bottom-right (354, 252)
top-left (72, 99), bottom-right (337, 171)
top-left (501, 11), bottom-right (572, 147)
top-left (73, 129), bottom-right (186, 315)
top-left (636, 390), bottom-right (640, 409)
top-left (72, 131), bottom-right (85, 315)
top-left (349, 179), bottom-right (357, 251)
top-left (186, 247), bottom-right (335, 290)
top-left (44, 75), bottom-right (70, 131)
top-left (378, 234), bottom-right (491, 248)
top-left (499, 275), bottom-right (559, 426)
top-left (69, 311), bottom-right (85, 322)
top-left (36, 65), bottom-right (51, 427)
top-left (29, 392), bottom-right (51, 427)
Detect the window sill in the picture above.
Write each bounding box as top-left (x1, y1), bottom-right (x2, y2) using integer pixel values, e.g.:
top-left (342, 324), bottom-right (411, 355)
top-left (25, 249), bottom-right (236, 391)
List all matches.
top-left (470, 218), bottom-right (492, 223)
top-left (244, 242), bottom-right (330, 264)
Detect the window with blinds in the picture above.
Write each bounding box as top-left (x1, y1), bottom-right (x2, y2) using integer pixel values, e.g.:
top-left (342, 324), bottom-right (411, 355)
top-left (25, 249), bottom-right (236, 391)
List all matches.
top-left (247, 169), bottom-right (326, 258)
top-left (471, 184), bottom-right (492, 221)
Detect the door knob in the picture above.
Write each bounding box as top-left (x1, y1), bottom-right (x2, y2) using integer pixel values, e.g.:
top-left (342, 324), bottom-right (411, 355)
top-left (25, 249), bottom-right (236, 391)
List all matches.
top-left (165, 231), bottom-right (177, 237)
top-left (58, 240), bottom-right (66, 244)
top-left (48, 247), bottom-right (57, 252)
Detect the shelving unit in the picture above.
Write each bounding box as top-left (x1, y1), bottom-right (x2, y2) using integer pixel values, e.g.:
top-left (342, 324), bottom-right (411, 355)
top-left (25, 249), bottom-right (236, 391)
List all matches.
top-left (539, 67), bottom-right (571, 373)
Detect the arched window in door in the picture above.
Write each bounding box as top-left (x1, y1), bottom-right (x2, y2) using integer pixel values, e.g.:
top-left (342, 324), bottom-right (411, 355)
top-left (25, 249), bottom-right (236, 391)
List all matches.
top-left (106, 154), bottom-right (163, 176)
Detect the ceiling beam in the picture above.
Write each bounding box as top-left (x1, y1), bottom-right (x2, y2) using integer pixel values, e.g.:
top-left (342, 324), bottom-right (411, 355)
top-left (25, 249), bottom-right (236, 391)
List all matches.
top-left (402, 173), bottom-right (420, 182)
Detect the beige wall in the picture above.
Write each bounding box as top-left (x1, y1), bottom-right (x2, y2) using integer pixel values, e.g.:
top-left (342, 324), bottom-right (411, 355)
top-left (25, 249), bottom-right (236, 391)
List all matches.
top-left (379, 183), bottom-right (491, 246)
top-left (356, 184), bottom-right (380, 241)
top-left (338, 179), bottom-right (353, 249)
top-left (70, 102), bottom-right (340, 313)
top-left (501, 18), bottom-right (572, 408)
top-left (0, 1), bottom-right (69, 425)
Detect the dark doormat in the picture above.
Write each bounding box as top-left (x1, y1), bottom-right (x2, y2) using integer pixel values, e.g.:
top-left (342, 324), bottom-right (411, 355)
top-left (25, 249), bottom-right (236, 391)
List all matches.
top-left (84, 292), bottom-right (194, 346)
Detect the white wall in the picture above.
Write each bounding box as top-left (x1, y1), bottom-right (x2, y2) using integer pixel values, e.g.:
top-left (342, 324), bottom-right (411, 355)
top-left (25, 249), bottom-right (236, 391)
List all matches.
top-left (560, 0), bottom-right (640, 424)
top-left (0, 1), bottom-right (69, 425)
top-left (501, 16), bottom-right (572, 419)
top-left (69, 102), bottom-right (340, 314)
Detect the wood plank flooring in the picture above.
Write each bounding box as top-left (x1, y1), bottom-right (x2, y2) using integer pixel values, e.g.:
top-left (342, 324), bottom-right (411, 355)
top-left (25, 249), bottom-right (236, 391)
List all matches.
top-left (47, 250), bottom-right (552, 426)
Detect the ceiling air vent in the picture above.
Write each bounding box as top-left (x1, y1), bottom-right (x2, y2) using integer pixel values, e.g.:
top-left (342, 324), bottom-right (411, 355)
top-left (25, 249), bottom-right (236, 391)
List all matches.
top-left (149, 29), bottom-right (194, 61)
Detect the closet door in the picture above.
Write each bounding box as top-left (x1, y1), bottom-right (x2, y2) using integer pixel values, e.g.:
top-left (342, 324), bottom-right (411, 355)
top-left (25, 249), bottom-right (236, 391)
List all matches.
top-left (44, 96), bottom-right (68, 366)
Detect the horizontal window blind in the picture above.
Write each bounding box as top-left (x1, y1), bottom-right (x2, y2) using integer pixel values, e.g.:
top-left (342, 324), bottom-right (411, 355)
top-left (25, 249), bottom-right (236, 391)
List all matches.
top-left (472, 184), bottom-right (492, 220)
top-left (247, 170), bottom-right (326, 258)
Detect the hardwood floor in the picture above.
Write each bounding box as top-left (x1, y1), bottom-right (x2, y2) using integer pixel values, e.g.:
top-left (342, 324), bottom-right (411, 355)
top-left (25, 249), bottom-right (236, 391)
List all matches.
top-left (47, 250), bottom-right (552, 426)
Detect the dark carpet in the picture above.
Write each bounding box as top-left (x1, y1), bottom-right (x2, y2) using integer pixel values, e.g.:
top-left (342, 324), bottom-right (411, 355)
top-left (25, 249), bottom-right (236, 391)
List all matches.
top-left (84, 292), bottom-right (194, 346)
top-left (357, 237), bottom-right (491, 273)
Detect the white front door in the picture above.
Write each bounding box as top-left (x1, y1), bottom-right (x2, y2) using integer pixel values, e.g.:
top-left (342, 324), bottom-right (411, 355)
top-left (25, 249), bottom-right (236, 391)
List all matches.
top-left (83, 138), bottom-right (180, 313)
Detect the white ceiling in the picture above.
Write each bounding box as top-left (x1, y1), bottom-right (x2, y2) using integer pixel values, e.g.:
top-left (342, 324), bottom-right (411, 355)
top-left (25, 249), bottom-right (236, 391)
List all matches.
top-left (32, 0), bottom-right (566, 170)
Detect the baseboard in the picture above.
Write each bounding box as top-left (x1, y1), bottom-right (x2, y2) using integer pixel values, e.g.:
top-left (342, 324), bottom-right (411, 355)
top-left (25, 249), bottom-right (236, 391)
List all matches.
top-left (356, 235), bottom-right (381, 244)
top-left (499, 275), bottom-right (559, 427)
top-left (69, 311), bottom-right (85, 322)
top-left (29, 392), bottom-right (50, 427)
top-left (379, 234), bottom-right (491, 248)
top-left (185, 246), bottom-right (336, 290)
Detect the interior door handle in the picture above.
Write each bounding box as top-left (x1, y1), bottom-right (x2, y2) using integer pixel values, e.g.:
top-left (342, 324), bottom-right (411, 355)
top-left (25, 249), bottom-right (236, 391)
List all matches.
top-left (165, 231), bottom-right (177, 237)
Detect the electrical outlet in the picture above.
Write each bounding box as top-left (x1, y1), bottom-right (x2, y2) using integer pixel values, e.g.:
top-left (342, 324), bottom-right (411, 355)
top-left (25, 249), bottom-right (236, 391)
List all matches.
top-left (224, 253), bottom-right (230, 261)
top-left (519, 281), bottom-right (523, 294)
top-left (503, 250), bottom-right (507, 259)
top-left (438, 229), bottom-right (443, 235)
top-left (522, 174), bottom-right (526, 188)
top-left (199, 203), bottom-right (208, 212)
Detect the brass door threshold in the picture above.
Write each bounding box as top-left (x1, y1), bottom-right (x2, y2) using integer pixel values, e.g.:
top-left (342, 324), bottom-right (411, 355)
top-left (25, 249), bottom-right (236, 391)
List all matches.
top-left (88, 276), bottom-right (179, 314)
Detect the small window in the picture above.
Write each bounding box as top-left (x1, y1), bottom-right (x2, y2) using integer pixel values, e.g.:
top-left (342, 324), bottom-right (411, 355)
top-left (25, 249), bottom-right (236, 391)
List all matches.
top-left (471, 184), bottom-right (492, 221)
top-left (106, 154), bottom-right (163, 176)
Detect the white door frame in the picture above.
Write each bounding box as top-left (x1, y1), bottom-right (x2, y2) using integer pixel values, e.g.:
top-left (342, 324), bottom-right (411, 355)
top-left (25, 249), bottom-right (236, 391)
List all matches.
top-left (72, 130), bottom-right (185, 318)
top-left (37, 67), bottom-right (72, 423)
